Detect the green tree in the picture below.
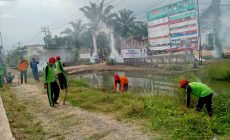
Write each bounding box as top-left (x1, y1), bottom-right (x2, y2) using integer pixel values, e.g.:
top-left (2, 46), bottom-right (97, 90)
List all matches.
top-left (113, 9), bottom-right (137, 38)
top-left (80, 0), bottom-right (115, 31)
top-left (113, 9), bottom-right (148, 39)
top-left (61, 20), bottom-right (87, 49)
top-left (96, 33), bottom-right (110, 59)
top-left (132, 21), bottom-right (148, 39)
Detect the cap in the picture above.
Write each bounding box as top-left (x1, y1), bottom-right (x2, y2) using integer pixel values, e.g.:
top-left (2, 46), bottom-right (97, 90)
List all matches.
top-left (56, 56), bottom-right (60, 61)
top-left (114, 74), bottom-right (119, 81)
top-left (179, 79), bottom-right (189, 88)
top-left (49, 57), bottom-right (56, 64)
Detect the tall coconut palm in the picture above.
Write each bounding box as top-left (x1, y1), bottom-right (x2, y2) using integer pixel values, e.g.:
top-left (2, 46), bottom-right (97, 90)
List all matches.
top-left (80, 0), bottom-right (115, 31)
top-left (113, 9), bottom-right (137, 38)
top-left (61, 20), bottom-right (87, 48)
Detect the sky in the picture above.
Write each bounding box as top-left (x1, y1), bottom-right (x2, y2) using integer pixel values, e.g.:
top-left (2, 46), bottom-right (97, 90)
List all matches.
top-left (0, 0), bottom-right (213, 51)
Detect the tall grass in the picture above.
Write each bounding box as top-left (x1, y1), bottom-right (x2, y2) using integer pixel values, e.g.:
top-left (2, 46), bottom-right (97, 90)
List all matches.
top-left (206, 60), bottom-right (230, 81)
top-left (65, 79), bottom-right (230, 139)
top-left (0, 86), bottom-right (45, 139)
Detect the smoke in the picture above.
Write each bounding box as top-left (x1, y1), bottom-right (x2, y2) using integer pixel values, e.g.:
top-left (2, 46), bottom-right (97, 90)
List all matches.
top-left (220, 13), bottom-right (230, 48)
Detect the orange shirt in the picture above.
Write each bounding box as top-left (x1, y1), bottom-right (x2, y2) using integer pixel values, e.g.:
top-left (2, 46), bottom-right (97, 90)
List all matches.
top-left (114, 76), bottom-right (129, 92)
top-left (18, 60), bottom-right (29, 71)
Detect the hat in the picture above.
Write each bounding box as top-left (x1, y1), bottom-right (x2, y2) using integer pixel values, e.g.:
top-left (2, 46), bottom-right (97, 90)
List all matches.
top-left (179, 79), bottom-right (189, 88)
top-left (114, 74), bottom-right (119, 81)
top-left (56, 56), bottom-right (60, 61)
top-left (48, 57), bottom-right (56, 64)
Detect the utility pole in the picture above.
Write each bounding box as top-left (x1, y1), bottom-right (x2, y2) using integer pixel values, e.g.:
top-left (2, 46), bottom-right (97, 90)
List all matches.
top-left (0, 31), bottom-right (4, 56)
top-left (196, 0), bottom-right (202, 65)
top-left (41, 26), bottom-right (51, 48)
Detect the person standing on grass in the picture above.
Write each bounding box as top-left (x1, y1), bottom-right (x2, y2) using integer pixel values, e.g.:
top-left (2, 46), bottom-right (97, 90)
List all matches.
top-left (55, 56), bottom-right (67, 90)
top-left (43, 57), bottom-right (60, 107)
top-left (18, 56), bottom-right (29, 84)
top-left (30, 57), bottom-right (40, 82)
top-left (179, 79), bottom-right (214, 117)
top-left (114, 73), bottom-right (129, 93)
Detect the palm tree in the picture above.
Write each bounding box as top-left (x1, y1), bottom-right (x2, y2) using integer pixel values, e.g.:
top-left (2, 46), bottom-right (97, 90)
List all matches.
top-left (80, 0), bottom-right (115, 31)
top-left (61, 20), bottom-right (87, 48)
top-left (132, 21), bottom-right (148, 39)
top-left (113, 9), bottom-right (137, 38)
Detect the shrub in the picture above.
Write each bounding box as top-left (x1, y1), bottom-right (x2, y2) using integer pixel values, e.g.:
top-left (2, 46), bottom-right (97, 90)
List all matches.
top-left (69, 79), bottom-right (89, 87)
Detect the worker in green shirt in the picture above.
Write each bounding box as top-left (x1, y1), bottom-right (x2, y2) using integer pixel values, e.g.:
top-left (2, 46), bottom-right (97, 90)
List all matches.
top-left (55, 56), bottom-right (67, 89)
top-left (179, 80), bottom-right (214, 117)
top-left (43, 57), bottom-right (60, 107)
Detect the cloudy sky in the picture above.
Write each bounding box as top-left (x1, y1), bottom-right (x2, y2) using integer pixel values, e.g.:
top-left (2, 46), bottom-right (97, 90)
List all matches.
top-left (0, 0), bottom-right (212, 50)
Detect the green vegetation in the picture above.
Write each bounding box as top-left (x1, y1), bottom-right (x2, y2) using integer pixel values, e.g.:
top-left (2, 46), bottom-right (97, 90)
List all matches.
top-left (0, 86), bottom-right (45, 139)
top-left (65, 79), bottom-right (230, 140)
top-left (205, 60), bottom-right (230, 81)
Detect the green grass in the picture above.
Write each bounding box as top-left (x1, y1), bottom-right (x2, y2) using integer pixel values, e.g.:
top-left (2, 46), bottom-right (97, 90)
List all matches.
top-left (0, 86), bottom-right (45, 140)
top-left (65, 79), bottom-right (230, 140)
top-left (205, 60), bottom-right (230, 81)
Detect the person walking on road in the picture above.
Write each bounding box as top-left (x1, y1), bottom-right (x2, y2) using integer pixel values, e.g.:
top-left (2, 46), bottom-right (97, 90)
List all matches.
top-left (55, 56), bottom-right (67, 90)
top-left (18, 56), bottom-right (29, 84)
top-left (179, 80), bottom-right (214, 117)
top-left (30, 57), bottom-right (40, 82)
top-left (114, 73), bottom-right (129, 93)
top-left (43, 57), bottom-right (60, 107)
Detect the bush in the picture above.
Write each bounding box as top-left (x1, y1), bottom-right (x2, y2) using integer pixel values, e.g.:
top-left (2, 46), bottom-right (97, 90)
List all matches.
top-left (69, 79), bottom-right (89, 87)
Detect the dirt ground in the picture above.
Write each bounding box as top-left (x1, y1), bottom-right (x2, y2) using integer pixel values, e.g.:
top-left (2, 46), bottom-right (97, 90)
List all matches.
top-left (10, 80), bottom-right (154, 140)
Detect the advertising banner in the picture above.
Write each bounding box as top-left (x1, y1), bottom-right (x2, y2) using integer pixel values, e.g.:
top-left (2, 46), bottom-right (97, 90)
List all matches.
top-left (147, 0), bottom-right (196, 21)
top-left (121, 49), bottom-right (147, 58)
top-left (147, 0), bottom-right (198, 50)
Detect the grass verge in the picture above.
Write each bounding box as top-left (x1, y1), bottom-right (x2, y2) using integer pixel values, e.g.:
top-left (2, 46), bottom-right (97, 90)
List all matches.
top-left (64, 79), bottom-right (230, 140)
top-left (0, 85), bottom-right (45, 140)
top-left (205, 60), bottom-right (230, 81)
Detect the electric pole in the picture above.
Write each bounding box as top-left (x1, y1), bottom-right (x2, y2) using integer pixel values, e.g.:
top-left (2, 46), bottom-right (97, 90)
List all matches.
top-left (0, 31), bottom-right (5, 56)
top-left (41, 26), bottom-right (51, 48)
top-left (196, 0), bottom-right (202, 65)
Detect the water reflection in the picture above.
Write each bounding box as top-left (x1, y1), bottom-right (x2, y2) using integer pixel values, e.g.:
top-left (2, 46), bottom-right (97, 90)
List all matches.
top-left (75, 71), bottom-right (175, 93)
top-left (73, 71), bottom-right (230, 94)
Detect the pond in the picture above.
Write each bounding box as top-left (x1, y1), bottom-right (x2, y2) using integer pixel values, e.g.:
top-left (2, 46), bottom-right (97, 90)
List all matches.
top-left (73, 71), bottom-right (230, 94)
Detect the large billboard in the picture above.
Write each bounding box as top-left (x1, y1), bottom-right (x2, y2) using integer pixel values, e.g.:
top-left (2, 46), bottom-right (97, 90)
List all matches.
top-left (147, 0), bottom-right (198, 51)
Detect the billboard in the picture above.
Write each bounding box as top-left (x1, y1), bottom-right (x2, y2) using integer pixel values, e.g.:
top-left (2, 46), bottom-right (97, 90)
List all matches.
top-left (121, 49), bottom-right (147, 58)
top-left (147, 0), bottom-right (198, 51)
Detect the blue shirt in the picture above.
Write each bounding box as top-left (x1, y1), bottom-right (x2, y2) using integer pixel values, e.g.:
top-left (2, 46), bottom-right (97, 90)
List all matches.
top-left (30, 60), bottom-right (39, 71)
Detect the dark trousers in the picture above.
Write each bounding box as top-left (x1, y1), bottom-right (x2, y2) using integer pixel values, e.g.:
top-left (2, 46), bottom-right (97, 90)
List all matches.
top-left (196, 93), bottom-right (213, 113)
top-left (20, 71), bottom-right (27, 84)
top-left (124, 84), bottom-right (128, 92)
top-left (32, 70), bottom-right (39, 81)
top-left (47, 81), bottom-right (60, 107)
top-left (58, 73), bottom-right (67, 89)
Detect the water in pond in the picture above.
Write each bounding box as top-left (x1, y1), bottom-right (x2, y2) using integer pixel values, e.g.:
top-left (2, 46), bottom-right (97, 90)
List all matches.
top-left (73, 71), bottom-right (230, 94)
top-left (74, 71), bottom-right (176, 94)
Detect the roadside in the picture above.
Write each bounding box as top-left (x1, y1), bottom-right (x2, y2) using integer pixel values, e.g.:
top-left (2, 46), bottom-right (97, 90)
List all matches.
top-left (3, 77), bottom-right (154, 140)
top-left (0, 87), bottom-right (15, 140)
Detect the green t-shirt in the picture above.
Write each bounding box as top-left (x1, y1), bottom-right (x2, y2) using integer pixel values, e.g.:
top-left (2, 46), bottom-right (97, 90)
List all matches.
top-left (43, 64), bottom-right (56, 83)
top-left (55, 60), bottom-right (64, 74)
top-left (189, 82), bottom-right (214, 97)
